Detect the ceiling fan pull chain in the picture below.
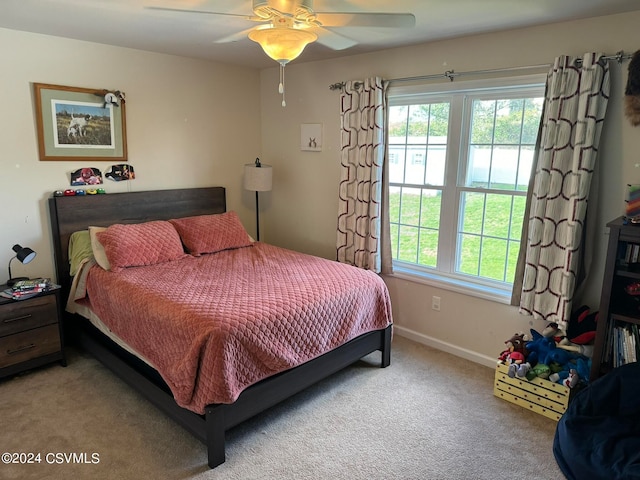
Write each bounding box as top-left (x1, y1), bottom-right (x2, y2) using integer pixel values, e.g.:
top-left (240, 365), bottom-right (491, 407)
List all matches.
top-left (280, 63), bottom-right (286, 107)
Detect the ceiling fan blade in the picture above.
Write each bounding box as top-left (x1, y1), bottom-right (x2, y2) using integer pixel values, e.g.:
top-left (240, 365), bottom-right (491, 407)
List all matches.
top-left (313, 27), bottom-right (357, 51)
top-left (315, 12), bottom-right (416, 28)
top-left (144, 6), bottom-right (255, 20)
top-left (213, 28), bottom-right (257, 44)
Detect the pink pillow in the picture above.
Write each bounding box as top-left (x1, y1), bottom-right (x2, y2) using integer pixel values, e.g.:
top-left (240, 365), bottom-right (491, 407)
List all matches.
top-left (169, 211), bottom-right (252, 256)
top-left (96, 221), bottom-right (187, 272)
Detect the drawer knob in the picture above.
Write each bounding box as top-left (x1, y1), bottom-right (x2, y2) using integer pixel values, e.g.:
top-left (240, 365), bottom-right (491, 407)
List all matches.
top-left (3, 314), bottom-right (32, 323)
top-left (7, 343), bottom-right (36, 355)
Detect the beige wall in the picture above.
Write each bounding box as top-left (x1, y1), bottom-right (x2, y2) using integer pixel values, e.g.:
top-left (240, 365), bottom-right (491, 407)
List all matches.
top-left (0, 28), bottom-right (261, 284)
top-left (3, 10), bottom-right (639, 368)
top-left (257, 11), bottom-right (640, 366)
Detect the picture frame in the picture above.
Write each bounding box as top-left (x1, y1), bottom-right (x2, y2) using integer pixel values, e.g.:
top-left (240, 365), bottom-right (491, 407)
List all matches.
top-left (33, 83), bottom-right (127, 161)
top-left (301, 123), bottom-right (322, 152)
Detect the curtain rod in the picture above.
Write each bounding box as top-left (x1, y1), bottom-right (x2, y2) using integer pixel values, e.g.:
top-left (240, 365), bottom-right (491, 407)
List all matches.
top-left (329, 50), bottom-right (632, 91)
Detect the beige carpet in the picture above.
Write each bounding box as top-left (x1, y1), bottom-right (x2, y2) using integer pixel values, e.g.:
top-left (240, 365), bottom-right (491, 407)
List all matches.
top-left (0, 336), bottom-right (564, 480)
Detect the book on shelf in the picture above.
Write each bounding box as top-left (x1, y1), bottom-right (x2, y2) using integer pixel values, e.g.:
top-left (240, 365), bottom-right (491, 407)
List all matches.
top-left (609, 323), bottom-right (640, 368)
top-left (633, 324), bottom-right (640, 360)
top-left (603, 320), bottom-right (614, 366)
top-left (623, 243), bottom-right (640, 266)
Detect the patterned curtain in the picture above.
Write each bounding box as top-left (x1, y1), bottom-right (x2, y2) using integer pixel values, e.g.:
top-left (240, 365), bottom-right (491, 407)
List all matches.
top-left (336, 77), bottom-right (391, 272)
top-left (514, 53), bottom-right (610, 329)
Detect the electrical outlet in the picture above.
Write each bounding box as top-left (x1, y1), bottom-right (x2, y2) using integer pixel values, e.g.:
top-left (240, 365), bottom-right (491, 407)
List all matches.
top-left (432, 296), bottom-right (441, 311)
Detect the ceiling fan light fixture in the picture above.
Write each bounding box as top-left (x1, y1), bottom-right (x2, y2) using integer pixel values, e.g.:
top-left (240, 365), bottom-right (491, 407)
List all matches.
top-left (248, 25), bottom-right (317, 65)
top-left (249, 20), bottom-right (317, 107)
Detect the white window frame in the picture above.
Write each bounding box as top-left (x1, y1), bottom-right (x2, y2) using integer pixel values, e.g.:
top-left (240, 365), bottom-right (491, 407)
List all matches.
top-left (388, 74), bottom-right (546, 303)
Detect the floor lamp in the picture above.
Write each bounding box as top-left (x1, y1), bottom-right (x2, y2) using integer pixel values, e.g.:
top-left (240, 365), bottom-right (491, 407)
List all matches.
top-left (244, 158), bottom-right (272, 241)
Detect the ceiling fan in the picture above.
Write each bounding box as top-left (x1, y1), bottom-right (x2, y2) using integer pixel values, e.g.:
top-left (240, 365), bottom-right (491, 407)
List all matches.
top-left (145, 0), bottom-right (416, 106)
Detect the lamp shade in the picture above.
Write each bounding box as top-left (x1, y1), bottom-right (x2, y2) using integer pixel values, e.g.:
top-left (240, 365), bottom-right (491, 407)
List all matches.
top-left (244, 163), bottom-right (273, 192)
top-left (7, 244), bottom-right (37, 287)
top-left (13, 244), bottom-right (36, 264)
top-left (248, 25), bottom-right (317, 65)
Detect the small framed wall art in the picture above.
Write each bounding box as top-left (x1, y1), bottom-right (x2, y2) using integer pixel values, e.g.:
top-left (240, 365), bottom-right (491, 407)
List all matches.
top-left (301, 123), bottom-right (322, 152)
top-left (33, 83), bottom-right (127, 161)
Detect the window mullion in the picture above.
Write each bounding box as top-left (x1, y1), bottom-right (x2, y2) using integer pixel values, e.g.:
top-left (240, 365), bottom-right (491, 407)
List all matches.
top-left (437, 94), bottom-right (464, 274)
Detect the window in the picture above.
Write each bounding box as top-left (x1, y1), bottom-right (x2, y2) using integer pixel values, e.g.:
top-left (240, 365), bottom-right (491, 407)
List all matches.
top-left (388, 76), bottom-right (545, 300)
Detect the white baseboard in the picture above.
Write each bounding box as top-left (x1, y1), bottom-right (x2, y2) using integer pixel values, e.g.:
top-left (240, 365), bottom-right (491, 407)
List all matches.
top-left (393, 325), bottom-right (497, 369)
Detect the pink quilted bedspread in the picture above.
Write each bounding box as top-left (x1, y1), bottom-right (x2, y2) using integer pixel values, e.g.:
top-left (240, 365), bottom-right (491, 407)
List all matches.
top-left (81, 243), bottom-right (392, 414)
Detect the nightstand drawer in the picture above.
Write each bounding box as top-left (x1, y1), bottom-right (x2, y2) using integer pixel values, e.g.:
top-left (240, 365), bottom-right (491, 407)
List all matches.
top-left (0, 295), bottom-right (57, 337)
top-left (0, 324), bottom-right (61, 369)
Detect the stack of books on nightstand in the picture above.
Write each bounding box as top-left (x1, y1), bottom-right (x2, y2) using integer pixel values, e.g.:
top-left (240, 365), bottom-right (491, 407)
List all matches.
top-left (1, 278), bottom-right (58, 300)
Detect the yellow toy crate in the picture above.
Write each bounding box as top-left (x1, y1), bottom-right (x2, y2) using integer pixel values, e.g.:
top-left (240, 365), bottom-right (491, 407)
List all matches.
top-left (493, 362), bottom-right (570, 421)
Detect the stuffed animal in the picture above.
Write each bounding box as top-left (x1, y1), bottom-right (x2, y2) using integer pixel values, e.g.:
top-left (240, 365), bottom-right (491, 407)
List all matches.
top-left (575, 357), bottom-right (592, 383)
top-left (506, 351), bottom-right (530, 378)
top-left (563, 369), bottom-right (579, 388)
top-left (526, 362), bottom-right (551, 381)
top-left (525, 329), bottom-right (575, 367)
top-left (498, 332), bottom-right (529, 363)
top-left (542, 322), bottom-right (561, 338)
top-left (556, 342), bottom-right (594, 358)
top-left (549, 357), bottom-right (592, 388)
top-left (566, 305), bottom-right (598, 345)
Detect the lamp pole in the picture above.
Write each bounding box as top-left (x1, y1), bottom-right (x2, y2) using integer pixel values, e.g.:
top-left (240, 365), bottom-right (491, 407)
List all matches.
top-left (255, 190), bottom-right (261, 241)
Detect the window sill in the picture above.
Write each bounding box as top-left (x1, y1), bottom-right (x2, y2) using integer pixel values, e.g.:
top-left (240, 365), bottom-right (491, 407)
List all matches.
top-left (389, 264), bottom-right (513, 305)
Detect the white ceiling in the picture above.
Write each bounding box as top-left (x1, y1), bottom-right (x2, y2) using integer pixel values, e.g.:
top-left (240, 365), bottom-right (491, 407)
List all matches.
top-left (0, 0), bottom-right (638, 69)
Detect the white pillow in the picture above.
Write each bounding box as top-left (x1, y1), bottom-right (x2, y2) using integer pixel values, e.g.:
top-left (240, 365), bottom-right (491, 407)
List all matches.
top-left (89, 226), bottom-right (110, 271)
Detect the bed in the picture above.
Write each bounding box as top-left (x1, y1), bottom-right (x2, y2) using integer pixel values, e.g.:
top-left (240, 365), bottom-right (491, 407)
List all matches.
top-left (48, 186), bottom-right (392, 468)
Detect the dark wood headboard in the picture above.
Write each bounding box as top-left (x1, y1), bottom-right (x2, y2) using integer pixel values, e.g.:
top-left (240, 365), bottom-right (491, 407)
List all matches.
top-left (48, 187), bottom-right (226, 300)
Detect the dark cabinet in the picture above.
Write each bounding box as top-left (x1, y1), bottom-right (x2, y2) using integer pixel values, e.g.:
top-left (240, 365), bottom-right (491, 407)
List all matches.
top-left (0, 287), bottom-right (66, 378)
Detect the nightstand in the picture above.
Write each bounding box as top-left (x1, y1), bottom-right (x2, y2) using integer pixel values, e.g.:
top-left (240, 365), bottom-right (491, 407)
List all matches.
top-left (0, 286), bottom-right (66, 378)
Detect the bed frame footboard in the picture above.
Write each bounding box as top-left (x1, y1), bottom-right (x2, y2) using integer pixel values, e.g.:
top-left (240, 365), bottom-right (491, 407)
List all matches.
top-left (203, 324), bottom-right (392, 467)
top-left (75, 316), bottom-right (391, 468)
